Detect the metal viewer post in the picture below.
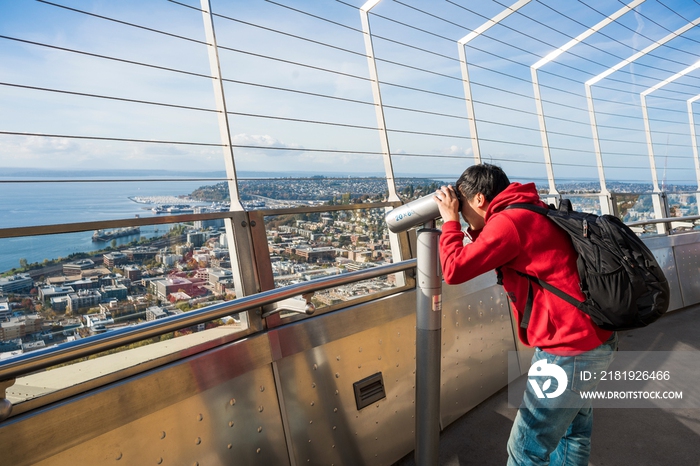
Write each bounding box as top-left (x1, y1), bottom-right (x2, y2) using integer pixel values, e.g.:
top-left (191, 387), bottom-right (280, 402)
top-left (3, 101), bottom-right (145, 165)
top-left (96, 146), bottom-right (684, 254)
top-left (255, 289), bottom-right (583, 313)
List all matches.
top-left (415, 221), bottom-right (442, 466)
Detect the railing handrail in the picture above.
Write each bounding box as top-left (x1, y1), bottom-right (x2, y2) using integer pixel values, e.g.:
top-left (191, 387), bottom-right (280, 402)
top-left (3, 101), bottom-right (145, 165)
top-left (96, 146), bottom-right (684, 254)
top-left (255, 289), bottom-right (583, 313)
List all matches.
top-left (626, 214), bottom-right (700, 227)
top-left (0, 201), bottom-right (398, 239)
top-left (0, 259), bottom-right (416, 382)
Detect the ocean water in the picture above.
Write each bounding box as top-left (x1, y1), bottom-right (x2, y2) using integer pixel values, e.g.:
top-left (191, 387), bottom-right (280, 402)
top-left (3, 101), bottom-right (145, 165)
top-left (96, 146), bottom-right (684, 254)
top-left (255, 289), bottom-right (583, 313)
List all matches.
top-left (0, 177), bottom-right (215, 273)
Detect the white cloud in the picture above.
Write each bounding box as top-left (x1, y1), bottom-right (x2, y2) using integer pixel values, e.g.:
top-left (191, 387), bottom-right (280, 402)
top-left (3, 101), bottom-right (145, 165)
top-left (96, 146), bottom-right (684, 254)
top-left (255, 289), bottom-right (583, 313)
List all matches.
top-left (230, 133), bottom-right (304, 156)
top-left (442, 145), bottom-right (473, 157)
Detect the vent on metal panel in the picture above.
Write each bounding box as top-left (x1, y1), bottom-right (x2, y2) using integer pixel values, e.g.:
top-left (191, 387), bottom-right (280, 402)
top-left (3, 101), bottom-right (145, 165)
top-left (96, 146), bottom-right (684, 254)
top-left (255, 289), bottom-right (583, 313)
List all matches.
top-left (353, 372), bottom-right (386, 410)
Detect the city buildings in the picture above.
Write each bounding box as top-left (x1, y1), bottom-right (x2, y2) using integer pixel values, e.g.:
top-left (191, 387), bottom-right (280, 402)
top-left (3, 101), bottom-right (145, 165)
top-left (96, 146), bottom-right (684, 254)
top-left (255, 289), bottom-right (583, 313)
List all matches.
top-left (63, 259), bottom-right (95, 275)
top-left (0, 274), bottom-right (34, 296)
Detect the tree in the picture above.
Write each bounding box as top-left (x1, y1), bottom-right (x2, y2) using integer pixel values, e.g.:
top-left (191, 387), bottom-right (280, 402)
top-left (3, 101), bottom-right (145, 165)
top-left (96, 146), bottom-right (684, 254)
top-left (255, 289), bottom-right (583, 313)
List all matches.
top-left (19, 258), bottom-right (28, 269)
top-left (111, 239), bottom-right (117, 249)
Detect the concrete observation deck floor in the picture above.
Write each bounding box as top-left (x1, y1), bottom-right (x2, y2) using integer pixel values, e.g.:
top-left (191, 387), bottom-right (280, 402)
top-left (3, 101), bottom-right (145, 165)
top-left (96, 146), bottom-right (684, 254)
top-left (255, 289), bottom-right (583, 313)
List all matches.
top-left (394, 304), bottom-right (700, 466)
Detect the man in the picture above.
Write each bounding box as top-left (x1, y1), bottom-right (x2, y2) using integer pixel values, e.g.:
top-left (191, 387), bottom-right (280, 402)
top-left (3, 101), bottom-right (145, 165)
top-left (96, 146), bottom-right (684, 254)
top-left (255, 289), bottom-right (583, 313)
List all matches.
top-left (433, 163), bottom-right (617, 466)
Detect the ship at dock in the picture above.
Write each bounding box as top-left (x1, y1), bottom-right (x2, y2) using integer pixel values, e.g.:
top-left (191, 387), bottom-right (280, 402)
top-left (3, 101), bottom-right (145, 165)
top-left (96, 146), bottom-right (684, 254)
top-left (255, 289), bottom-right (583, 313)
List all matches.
top-left (92, 226), bottom-right (141, 242)
top-left (151, 204), bottom-right (195, 214)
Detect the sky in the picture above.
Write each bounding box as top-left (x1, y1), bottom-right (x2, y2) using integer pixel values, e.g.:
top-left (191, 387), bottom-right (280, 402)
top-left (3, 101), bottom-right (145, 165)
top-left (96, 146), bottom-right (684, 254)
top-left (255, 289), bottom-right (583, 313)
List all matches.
top-left (3, 0), bottom-right (700, 186)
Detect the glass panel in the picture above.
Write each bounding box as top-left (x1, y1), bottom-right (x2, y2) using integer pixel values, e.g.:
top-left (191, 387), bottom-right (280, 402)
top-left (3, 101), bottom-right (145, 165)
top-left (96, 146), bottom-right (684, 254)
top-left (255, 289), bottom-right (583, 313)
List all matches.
top-left (0, 222), bottom-right (248, 370)
top-left (667, 192), bottom-right (699, 218)
top-left (614, 193), bottom-right (661, 236)
top-left (560, 195), bottom-right (602, 216)
top-left (615, 193), bottom-right (654, 223)
top-left (264, 207), bottom-right (400, 311)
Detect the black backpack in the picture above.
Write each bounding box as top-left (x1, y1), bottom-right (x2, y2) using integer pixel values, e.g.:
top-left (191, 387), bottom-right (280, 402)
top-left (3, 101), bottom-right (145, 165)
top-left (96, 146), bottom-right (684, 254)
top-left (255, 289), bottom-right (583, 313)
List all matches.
top-left (501, 200), bottom-right (670, 331)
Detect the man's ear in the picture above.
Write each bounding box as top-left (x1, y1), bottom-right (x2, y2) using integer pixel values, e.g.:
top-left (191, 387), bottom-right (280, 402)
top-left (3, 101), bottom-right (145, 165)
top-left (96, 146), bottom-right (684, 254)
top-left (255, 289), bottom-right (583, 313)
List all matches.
top-left (475, 193), bottom-right (488, 208)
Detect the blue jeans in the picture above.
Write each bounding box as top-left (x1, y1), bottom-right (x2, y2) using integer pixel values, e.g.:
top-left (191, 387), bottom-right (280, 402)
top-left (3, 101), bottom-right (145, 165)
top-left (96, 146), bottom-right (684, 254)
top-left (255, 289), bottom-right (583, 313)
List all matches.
top-left (507, 333), bottom-right (618, 466)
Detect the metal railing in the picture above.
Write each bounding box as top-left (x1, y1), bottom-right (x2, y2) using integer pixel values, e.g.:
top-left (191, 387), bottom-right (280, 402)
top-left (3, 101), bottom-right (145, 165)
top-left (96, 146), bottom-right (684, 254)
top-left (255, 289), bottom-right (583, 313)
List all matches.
top-left (627, 214), bottom-right (700, 228)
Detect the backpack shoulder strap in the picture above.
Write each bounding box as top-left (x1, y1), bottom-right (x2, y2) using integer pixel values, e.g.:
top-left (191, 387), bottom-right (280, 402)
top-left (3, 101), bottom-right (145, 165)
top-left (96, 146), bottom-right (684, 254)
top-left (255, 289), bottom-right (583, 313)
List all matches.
top-left (501, 202), bottom-right (588, 328)
top-left (515, 271), bottom-right (587, 329)
top-left (503, 203), bottom-right (551, 215)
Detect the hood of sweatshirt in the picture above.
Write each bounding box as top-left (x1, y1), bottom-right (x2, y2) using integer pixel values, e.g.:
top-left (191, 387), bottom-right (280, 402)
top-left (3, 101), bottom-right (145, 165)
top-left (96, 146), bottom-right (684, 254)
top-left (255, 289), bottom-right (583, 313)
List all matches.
top-left (483, 182), bottom-right (544, 224)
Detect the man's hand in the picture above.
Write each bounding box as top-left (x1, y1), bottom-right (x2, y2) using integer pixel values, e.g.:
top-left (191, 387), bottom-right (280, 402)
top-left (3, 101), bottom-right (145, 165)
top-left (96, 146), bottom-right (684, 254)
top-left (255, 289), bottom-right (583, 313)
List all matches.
top-left (434, 185), bottom-right (460, 223)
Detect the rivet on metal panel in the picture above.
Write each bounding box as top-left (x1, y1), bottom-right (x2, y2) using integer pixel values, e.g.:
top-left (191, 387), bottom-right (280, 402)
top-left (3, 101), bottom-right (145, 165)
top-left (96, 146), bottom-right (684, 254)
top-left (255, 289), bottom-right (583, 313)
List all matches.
top-left (195, 437), bottom-right (201, 445)
top-left (358, 364), bottom-right (362, 368)
top-left (258, 405), bottom-right (264, 412)
top-left (333, 426), bottom-right (337, 430)
top-left (257, 448), bottom-right (261, 454)
top-left (157, 458), bottom-right (163, 465)
top-left (379, 339), bottom-right (383, 344)
top-left (311, 401), bottom-right (315, 406)
top-left (197, 413), bottom-right (203, 421)
top-left (194, 462), bottom-right (199, 466)
top-left (359, 347), bottom-right (363, 352)
top-left (333, 407), bottom-right (338, 413)
top-left (258, 426), bottom-right (263, 432)
top-left (378, 355), bottom-right (382, 360)
top-left (229, 421), bottom-right (234, 427)
top-left (309, 420), bottom-right (313, 424)
top-left (335, 390), bottom-right (339, 395)
top-left (337, 356), bottom-right (341, 361)
top-left (227, 444), bottom-right (232, 450)
top-left (230, 398), bottom-right (236, 406)
top-left (241, 221), bottom-right (248, 227)
top-left (335, 373), bottom-right (340, 378)
top-left (160, 431), bottom-right (166, 439)
top-left (260, 386), bottom-right (265, 392)
top-left (312, 383), bottom-right (316, 388)
top-left (116, 453), bottom-right (122, 461)
top-left (313, 364), bottom-right (318, 370)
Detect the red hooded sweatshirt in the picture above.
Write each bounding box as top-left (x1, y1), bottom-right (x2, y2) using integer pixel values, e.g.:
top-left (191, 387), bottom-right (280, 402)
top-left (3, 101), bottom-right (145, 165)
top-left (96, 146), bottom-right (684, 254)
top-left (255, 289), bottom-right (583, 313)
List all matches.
top-left (440, 182), bottom-right (612, 355)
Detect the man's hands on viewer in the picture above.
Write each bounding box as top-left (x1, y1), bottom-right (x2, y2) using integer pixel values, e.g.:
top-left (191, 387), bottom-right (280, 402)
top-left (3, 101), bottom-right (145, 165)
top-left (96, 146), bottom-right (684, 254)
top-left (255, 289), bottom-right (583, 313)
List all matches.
top-left (433, 186), bottom-right (460, 223)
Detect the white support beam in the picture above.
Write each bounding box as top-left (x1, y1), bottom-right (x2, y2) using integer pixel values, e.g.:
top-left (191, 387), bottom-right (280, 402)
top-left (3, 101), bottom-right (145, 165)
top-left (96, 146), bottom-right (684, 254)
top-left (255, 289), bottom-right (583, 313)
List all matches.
top-left (639, 60), bottom-right (700, 233)
top-left (641, 59), bottom-right (700, 193)
top-left (584, 16), bottom-right (700, 214)
top-left (688, 94), bottom-right (700, 191)
top-left (531, 0), bottom-right (644, 198)
top-left (360, 0), bottom-right (400, 203)
top-left (200, 0), bottom-right (260, 300)
top-left (458, 0), bottom-right (532, 164)
top-left (360, 0), bottom-right (409, 270)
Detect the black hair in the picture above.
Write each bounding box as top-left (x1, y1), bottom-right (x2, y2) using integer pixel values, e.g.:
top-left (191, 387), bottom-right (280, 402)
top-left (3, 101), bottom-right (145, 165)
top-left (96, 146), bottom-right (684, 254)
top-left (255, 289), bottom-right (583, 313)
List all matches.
top-left (455, 163), bottom-right (510, 202)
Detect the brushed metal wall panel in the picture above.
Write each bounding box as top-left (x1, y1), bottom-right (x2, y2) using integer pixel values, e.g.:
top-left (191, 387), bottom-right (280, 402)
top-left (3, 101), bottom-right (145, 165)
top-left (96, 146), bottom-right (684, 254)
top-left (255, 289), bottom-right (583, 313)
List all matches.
top-left (440, 283), bottom-right (517, 427)
top-left (650, 247), bottom-right (683, 311)
top-left (33, 364), bottom-right (289, 466)
top-left (275, 312), bottom-right (417, 466)
top-left (272, 274), bottom-right (520, 465)
top-left (0, 335), bottom-right (284, 466)
top-left (674, 242), bottom-right (700, 307)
